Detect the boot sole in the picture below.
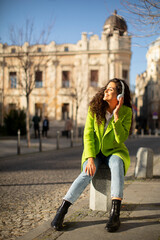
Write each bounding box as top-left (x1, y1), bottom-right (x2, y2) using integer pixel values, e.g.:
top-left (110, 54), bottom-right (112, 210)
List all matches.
top-left (105, 222), bottom-right (120, 232)
top-left (106, 226), bottom-right (119, 232)
top-left (51, 224), bottom-right (63, 231)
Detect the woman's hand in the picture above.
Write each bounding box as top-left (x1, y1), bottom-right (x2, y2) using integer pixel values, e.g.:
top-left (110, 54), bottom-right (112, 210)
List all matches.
top-left (85, 157), bottom-right (96, 176)
top-left (114, 97), bottom-right (124, 122)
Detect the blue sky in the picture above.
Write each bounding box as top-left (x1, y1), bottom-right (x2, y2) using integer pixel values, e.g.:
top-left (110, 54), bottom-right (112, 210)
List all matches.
top-left (0, 0), bottom-right (159, 88)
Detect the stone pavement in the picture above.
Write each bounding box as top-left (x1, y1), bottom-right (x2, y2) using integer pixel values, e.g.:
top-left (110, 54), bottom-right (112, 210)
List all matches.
top-left (0, 145), bottom-right (84, 240)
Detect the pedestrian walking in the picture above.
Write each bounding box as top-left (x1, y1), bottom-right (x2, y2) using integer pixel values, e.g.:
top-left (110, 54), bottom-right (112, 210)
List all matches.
top-left (42, 116), bottom-right (49, 138)
top-left (51, 78), bottom-right (132, 232)
top-left (64, 117), bottom-right (73, 138)
top-left (32, 114), bottom-right (40, 138)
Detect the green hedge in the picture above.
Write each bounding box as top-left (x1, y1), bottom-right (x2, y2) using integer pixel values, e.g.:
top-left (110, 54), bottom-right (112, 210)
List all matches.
top-left (4, 109), bottom-right (26, 136)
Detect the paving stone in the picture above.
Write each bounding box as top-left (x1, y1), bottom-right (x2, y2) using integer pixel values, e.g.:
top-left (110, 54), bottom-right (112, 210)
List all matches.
top-left (0, 168), bottom-right (80, 239)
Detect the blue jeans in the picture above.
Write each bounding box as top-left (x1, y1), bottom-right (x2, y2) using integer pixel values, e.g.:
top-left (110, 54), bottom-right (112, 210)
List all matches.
top-left (63, 153), bottom-right (124, 204)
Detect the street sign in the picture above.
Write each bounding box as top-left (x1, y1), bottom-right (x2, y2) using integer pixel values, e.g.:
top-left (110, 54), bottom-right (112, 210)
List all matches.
top-left (152, 112), bottom-right (158, 120)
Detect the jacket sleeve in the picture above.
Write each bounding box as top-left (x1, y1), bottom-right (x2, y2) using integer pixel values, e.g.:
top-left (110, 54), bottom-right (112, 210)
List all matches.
top-left (112, 107), bottom-right (132, 144)
top-left (83, 109), bottom-right (96, 159)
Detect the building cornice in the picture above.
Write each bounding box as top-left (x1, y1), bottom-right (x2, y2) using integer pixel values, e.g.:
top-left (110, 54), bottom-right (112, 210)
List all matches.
top-left (0, 49), bottom-right (131, 58)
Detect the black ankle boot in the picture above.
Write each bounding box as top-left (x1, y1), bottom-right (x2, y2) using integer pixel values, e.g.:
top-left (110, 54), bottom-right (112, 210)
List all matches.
top-left (51, 200), bottom-right (71, 230)
top-left (105, 199), bottom-right (121, 232)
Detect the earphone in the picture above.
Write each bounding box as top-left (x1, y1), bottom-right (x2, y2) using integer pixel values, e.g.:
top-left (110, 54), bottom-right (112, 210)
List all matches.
top-left (117, 81), bottom-right (125, 101)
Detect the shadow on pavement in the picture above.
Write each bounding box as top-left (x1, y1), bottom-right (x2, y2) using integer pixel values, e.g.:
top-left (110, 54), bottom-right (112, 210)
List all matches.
top-left (62, 212), bottom-right (160, 233)
top-left (121, 203), bottom-right (160, 211)
top-left (0, 147), bottom-right (83, 172)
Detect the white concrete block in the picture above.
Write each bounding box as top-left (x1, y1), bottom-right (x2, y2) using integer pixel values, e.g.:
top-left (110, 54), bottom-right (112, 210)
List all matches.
top-left (135, 147), bottom-right (153, 178)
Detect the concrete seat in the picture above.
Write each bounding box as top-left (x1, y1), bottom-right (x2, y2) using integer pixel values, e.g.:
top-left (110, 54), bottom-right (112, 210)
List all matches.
top-left (89, 163), bottom-right (111, 212)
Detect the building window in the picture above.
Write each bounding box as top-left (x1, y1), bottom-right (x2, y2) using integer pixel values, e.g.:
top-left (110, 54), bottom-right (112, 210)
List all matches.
top-left (35, 103), bottom-right (43, 118)
top-left (35, 71), bottom-right (43, 88)
top-left (122, 70), bottom-right (128, 80)
top-left (90, 70), bottom-right (98, 87)
top-left (11, 48), bottom-right (16, 53)
top-left (37, 48), bottom-right (42, 52)
top-left (64, 47), bottom-right (69, 52)
top-left (9, 72), bottom-right (17, 88)
top-left (62, 103), bottom-right (69, 120)
top-left (62, 71), bottom-right (70, 88)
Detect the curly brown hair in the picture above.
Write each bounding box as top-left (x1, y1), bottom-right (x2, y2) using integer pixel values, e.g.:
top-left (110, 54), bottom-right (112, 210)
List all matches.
top-left (89, 78), bottom-right (132, 125)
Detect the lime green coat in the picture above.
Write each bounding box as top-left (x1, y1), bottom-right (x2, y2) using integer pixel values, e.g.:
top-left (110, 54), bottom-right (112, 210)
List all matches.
top-left (81, 105), bottom-right (132, 175)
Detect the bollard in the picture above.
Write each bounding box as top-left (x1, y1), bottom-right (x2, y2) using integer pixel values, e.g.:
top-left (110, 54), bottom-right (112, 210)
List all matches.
top-left (135, 147), bottom-right (153, 178)
top-left (17, 129), bottom-right (21, 155)
top-left (70, 130), bottom-right (73, 147)
top-left (56, 131), bottom-right (60, 149)
top-left (155, 128), bottom-right (158, 136)
top-left (141, 129), bottom-right (144, 136)
top-left (39, 131), bottom-right (42, 152)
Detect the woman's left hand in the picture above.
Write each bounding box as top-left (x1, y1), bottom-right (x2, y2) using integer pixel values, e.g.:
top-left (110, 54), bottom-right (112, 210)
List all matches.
top-left (114, 97), bottom-right (124, 122)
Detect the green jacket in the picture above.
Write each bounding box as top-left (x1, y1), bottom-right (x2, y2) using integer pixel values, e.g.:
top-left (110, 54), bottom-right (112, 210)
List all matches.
top-left (81, 105), bottom-right (132, 175)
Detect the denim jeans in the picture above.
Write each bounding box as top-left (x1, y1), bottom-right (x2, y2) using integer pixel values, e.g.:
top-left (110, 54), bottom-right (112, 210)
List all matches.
top-left (63, 152), bottom-right (124, 204)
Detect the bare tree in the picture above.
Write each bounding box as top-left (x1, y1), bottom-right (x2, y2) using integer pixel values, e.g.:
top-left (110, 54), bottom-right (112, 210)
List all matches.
top-left (9, 19), bottom-right (54, 147)
top-left (70, 87), bottom-right (84, 139)
top-left (120, 0), bottom-right (160, 37)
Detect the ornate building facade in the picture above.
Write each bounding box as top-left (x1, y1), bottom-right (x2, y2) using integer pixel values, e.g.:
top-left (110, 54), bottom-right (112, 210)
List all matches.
top-left (0, 11), bottom-right (131, 131)
top-left (135, 37), bottom-right (160, 133)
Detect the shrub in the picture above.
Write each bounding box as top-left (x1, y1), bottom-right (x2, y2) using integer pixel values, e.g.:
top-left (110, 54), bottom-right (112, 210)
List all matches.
top-left (4, 109), bottom-right (26, 136)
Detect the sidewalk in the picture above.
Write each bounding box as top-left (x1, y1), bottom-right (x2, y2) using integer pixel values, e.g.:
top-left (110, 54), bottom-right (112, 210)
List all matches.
top-left (17, 179), bottom-right (160, 240)
top-left (0, 136), bottom-right (83, 158)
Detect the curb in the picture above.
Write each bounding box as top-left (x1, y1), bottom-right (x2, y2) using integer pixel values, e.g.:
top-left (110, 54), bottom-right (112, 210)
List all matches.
top-left (17, 219), bottom-right (52, 240)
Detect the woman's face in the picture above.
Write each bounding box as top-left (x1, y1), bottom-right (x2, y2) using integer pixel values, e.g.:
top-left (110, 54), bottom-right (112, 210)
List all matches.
top-left (103, 82), bottom-right (118, 104)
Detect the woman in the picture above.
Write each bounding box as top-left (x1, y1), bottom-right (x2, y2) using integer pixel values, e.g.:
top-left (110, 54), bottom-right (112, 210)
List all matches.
top-left (51, 78), bottom-right (132, 232)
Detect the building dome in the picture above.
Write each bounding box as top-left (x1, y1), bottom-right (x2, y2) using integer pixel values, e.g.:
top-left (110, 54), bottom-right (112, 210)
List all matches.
top-left (103, 10), bottom-right (127, 36)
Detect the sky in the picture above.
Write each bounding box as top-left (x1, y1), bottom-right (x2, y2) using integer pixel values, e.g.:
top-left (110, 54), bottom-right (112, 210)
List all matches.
top-left (0, 0), bottom-right (159, 88)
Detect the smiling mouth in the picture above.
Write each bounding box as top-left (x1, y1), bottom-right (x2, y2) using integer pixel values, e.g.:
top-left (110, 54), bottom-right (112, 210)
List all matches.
top-left (103, 93), bottom-right (109, 100)
top-left (104, 93), bottom-right (109, 98)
